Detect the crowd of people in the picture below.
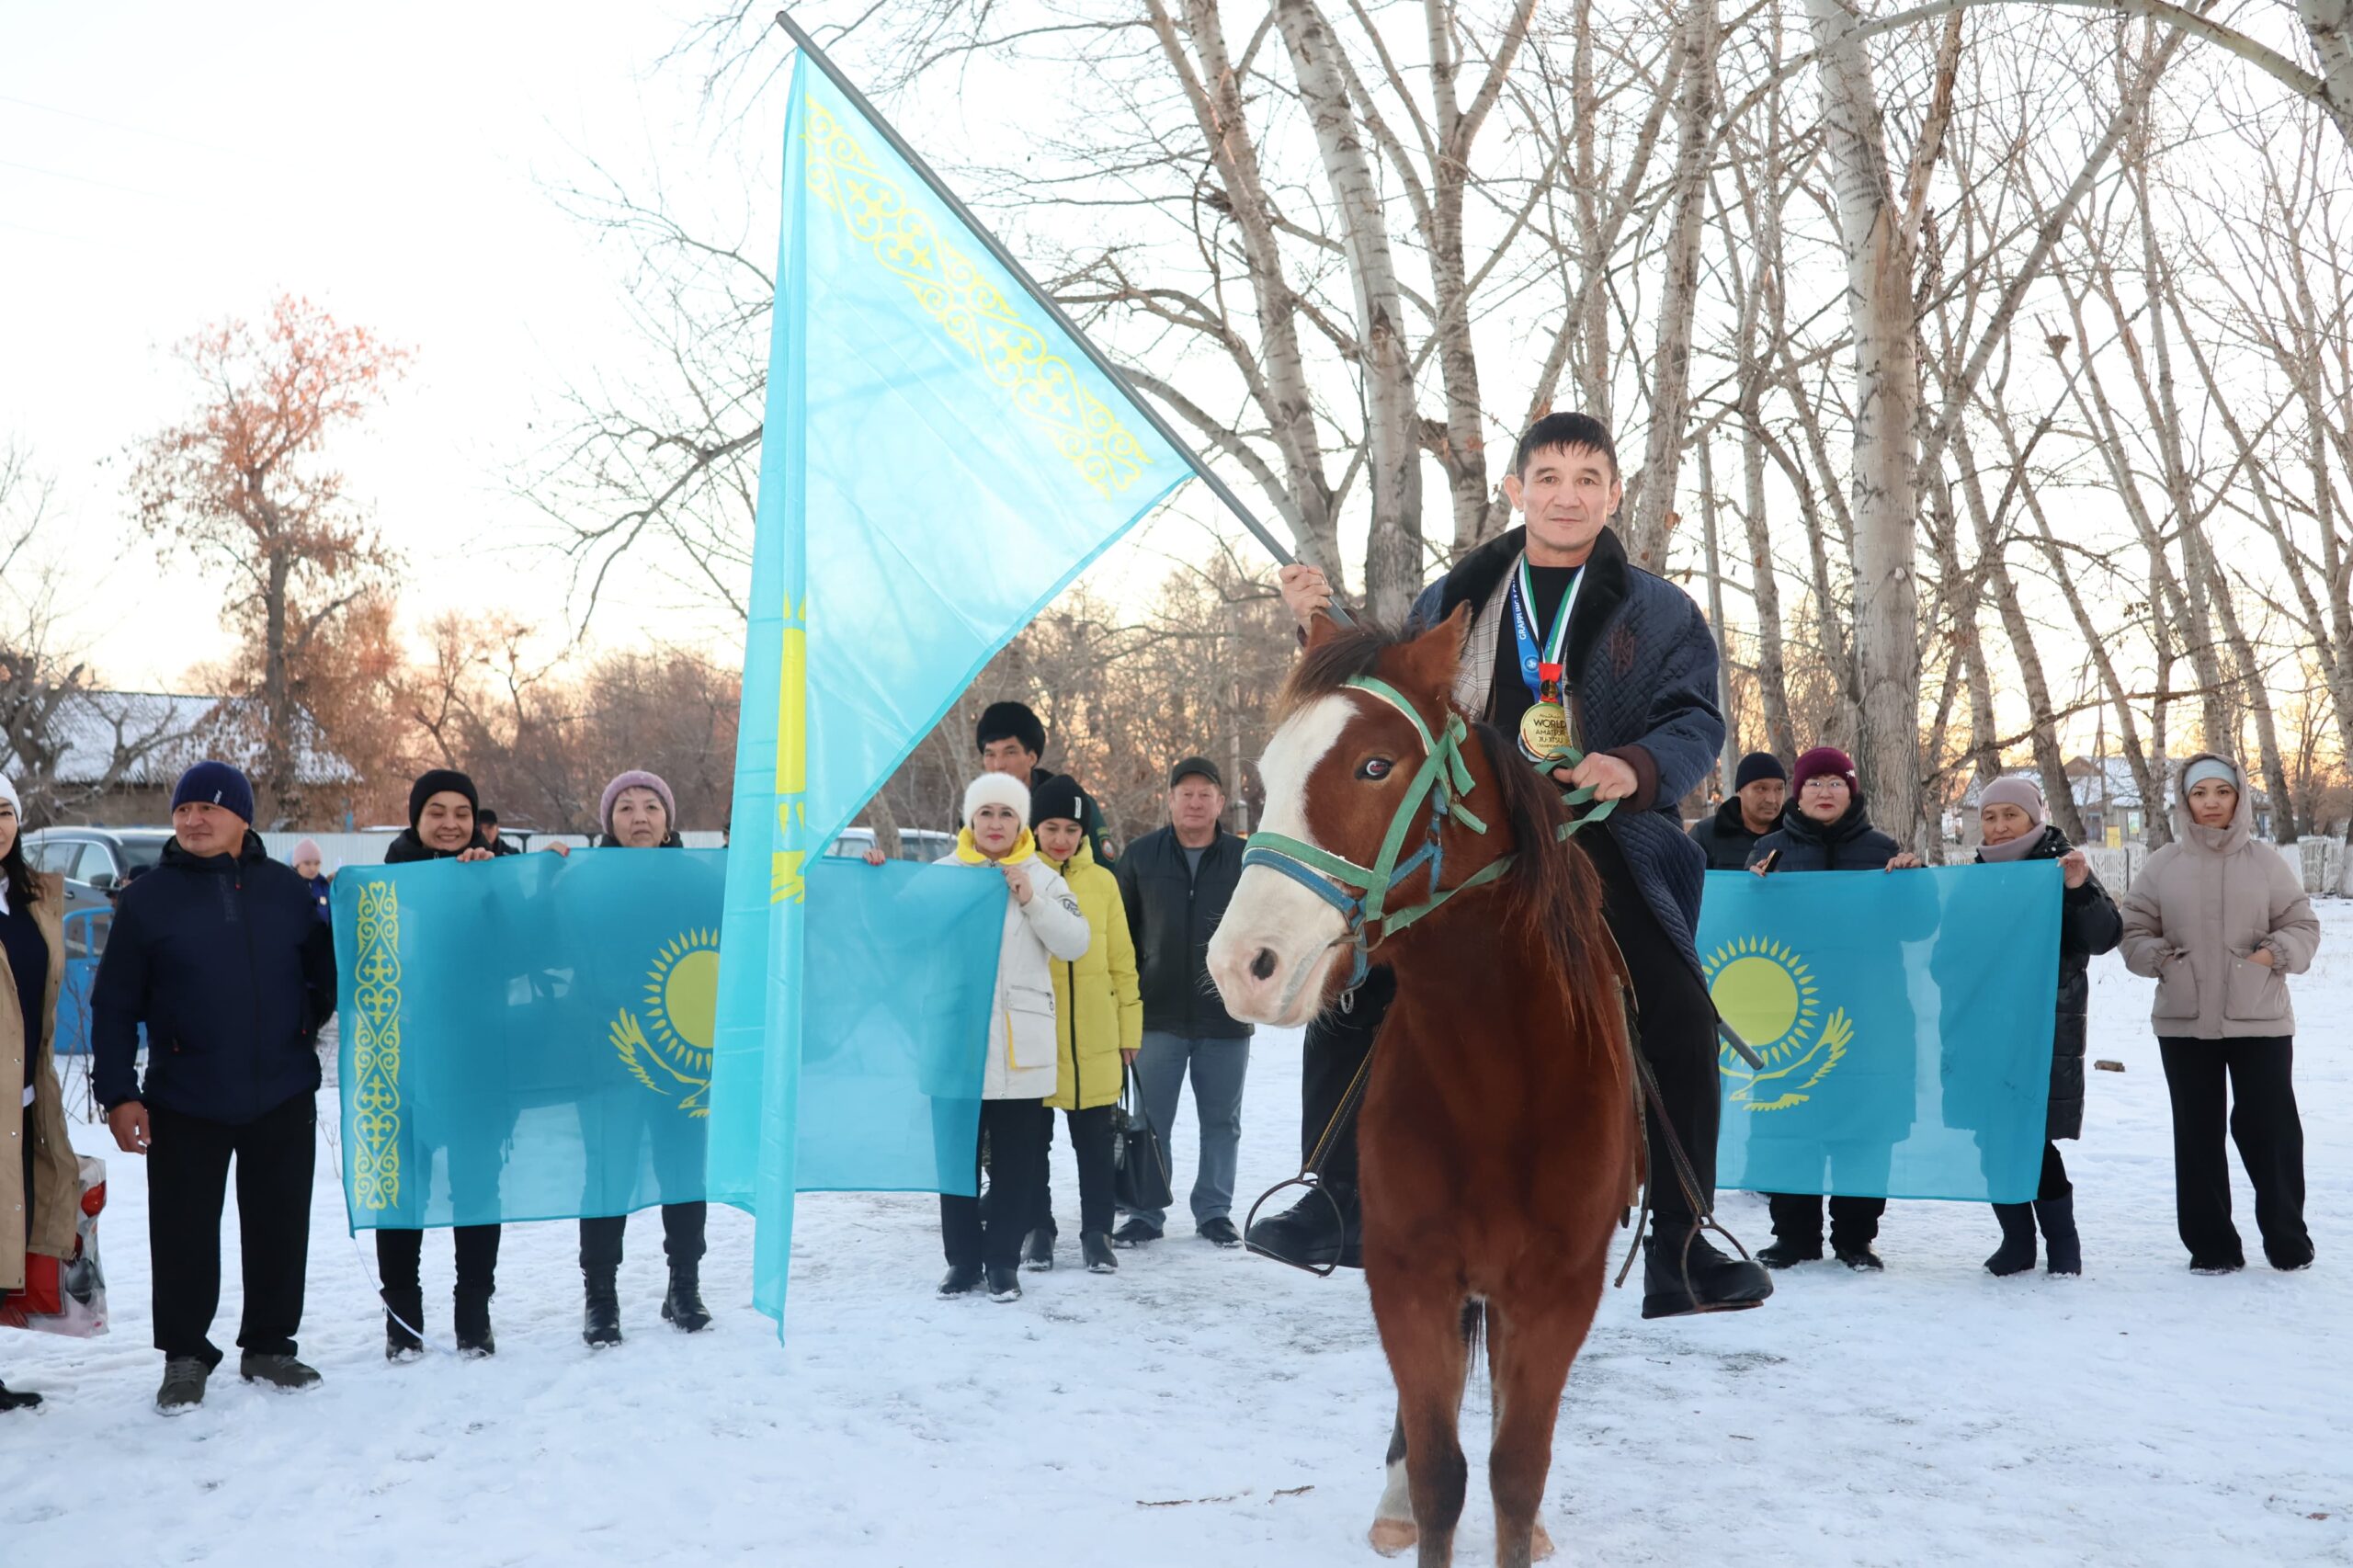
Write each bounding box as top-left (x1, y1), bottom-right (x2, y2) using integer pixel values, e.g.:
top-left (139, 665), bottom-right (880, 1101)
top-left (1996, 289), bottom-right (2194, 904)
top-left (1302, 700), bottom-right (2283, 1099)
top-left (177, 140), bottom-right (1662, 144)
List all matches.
top-left (0, 412), bottom-right (2326, 1423)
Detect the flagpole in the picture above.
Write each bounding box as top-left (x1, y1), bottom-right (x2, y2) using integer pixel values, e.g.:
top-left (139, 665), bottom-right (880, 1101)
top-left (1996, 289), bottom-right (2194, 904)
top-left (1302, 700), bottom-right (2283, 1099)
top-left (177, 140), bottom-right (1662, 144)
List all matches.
top-left (770, 8), bottom-right (1352, 626)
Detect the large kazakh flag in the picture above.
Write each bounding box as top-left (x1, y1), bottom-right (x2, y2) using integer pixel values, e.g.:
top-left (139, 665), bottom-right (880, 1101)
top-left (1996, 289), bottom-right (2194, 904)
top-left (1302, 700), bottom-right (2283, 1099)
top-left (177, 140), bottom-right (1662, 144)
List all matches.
top-left (711, 52), bottom-right (1189, 1331)
top-left (334, 850), bottom-right (1006, 1233)
top-left (1699, 862), bottom-right (2064, 1204)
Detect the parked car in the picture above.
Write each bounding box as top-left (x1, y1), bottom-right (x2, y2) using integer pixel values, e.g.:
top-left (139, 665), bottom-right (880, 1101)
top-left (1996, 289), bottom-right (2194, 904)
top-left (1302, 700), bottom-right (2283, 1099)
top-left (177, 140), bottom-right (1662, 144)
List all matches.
top-left (827, 826), bottom-right (956, 863)
top-left (23, 826), bottom-right (176, 892)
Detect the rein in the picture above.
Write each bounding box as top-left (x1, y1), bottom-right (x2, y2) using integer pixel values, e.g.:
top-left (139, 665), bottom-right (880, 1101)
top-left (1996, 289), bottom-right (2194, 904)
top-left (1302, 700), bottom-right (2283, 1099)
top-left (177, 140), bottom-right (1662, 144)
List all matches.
top-left (1239, 676), bottom-right (1616, 994)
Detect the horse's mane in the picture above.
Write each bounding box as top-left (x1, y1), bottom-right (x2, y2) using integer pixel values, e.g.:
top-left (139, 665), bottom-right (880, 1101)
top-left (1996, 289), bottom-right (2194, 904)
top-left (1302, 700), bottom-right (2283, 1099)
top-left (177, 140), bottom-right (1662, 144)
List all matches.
top-left (1274, 618), bottom-right (1619, 1042)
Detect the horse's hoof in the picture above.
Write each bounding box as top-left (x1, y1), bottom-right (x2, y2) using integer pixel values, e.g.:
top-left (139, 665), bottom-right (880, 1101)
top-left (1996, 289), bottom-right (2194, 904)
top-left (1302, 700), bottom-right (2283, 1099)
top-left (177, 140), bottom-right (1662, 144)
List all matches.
top-left (1532, 1519), bottom-right (1556, 1561)
top-left (1368, 1517), bottom-right (1418, 1557)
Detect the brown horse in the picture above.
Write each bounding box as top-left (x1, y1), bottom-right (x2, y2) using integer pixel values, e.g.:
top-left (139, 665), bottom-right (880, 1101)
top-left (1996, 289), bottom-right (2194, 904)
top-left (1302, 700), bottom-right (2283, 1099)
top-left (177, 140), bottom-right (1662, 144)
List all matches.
top-left (1207, 609), bottom-right (1639, 1568)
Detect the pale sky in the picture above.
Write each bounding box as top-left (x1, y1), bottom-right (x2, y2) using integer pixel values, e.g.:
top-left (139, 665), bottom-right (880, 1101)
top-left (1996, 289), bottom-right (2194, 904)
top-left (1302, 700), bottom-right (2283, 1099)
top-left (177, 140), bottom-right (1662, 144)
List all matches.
top-left (1, 0), bottom-right (789, 687)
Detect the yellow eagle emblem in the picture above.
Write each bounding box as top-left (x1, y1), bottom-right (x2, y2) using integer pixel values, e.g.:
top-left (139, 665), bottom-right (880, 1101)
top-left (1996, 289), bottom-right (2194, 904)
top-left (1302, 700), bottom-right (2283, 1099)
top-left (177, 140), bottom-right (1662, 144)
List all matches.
top-left (1705, 935), bottom-right (1851, 1113)
top-left (610, 927), bottom-right (720, 1116)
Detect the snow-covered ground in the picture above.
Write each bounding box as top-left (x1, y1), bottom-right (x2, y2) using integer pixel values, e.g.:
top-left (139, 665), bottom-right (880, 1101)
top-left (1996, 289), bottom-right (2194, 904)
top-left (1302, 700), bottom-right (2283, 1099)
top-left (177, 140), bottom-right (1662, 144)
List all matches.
top-left (8, 910), bottom-right (2351, 1566)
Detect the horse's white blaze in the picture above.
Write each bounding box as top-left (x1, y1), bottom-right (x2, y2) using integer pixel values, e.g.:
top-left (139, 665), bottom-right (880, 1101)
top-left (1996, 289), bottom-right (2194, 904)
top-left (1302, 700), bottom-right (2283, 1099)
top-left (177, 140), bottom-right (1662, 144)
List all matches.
top-left (1205, 691), bottom-right (1355, 1027)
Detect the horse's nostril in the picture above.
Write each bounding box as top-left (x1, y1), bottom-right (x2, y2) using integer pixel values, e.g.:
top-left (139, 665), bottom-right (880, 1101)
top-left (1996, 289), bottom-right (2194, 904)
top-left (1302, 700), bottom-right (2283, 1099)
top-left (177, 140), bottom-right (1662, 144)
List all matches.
top-left (1251, 948), bottom-right (1278, 982)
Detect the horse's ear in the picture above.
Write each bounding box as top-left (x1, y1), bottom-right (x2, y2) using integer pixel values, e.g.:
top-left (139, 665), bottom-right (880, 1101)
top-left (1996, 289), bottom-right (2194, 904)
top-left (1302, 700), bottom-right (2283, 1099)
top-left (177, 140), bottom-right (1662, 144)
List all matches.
top-left (1392, 602), bottom-right (1472, 701)
top-left (1304, 608), bottom-right (1345, 651)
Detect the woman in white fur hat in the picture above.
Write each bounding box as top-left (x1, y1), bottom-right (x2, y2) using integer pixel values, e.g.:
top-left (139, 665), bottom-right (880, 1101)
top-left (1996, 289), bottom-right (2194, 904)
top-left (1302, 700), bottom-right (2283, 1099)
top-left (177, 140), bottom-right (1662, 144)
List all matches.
top-left (932, 771), bottom-right (1089, 1302)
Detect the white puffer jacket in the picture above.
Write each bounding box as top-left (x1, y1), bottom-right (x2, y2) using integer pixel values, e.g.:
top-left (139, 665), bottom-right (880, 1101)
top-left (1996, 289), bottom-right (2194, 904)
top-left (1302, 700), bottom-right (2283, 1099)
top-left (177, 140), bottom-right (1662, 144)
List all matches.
top-left (938, 838), bottom-right (1091, 1098)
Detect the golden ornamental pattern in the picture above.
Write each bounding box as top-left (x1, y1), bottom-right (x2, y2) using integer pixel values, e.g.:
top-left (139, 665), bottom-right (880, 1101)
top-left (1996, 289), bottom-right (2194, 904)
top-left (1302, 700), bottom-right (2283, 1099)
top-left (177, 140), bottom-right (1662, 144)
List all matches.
top-left (350, 881), bottom-right (404, 1210)
top-left (801, 95), bottom-right (1155, 499)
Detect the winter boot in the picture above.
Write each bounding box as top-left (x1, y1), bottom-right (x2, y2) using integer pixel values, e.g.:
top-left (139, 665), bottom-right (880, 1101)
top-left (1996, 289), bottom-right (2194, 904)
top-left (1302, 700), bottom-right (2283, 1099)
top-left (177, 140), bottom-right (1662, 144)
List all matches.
top-left (1984, 1204), bottom-right (2039, 1277)
top-left (155, 1358), bottom-right (209, 1415)
top-left (1642, 1231), bottom-right (1775, 1319)
top-left (0, 1381), bottom-right (43, 1411)
top-left (2035, 1195), bottom-right (2082, 1277)
top-left (1244, 1181), bottom-right (1360, 1269)
top-left (938, 1263), bottom-right (983, 1298)
top-left (583, 1268), bottom-right (622, 1348)
top-left (382, 1284), bottom-right (425, 1361)
top-left (2265, 1236), bottom-right (2316, 1272)
top-left (1022, 1228), bottom-right (1055, 1272)
top-left (239, 1353), bottom-right (323, 1392)
top-left (1834, 1244), bottom-right (1885, 1271)
top-left (1111, 1217), bottom-right (1165, 1249)
top-left (660, 1262), bottom-right (712, 1333)
top-left (1756, 1237), bottom-right (1822, 1269)
top-left (1199, 1217), bottom-right (1243, 1248)
top-left (454, 1287), bottom-right (496, 1357)
top-left (984, 1264), bottom-right (1023, 1302)
top-left (1081, 1232), bottom-right (1119, 1274)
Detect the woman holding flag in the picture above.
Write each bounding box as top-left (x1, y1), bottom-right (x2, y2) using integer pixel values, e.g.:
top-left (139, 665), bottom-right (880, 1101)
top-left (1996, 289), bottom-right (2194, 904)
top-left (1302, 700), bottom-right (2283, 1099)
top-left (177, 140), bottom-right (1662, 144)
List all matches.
top-left (1963, 778), bottom-right (2120, 1277)
top-left (930, 773), bottom-right (1089, 1303)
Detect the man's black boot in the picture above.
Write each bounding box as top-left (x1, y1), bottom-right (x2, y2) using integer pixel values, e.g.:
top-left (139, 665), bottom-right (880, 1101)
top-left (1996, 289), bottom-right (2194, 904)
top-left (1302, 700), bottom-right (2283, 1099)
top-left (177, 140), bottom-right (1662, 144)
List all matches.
top-left (1244, 1181), bottom-right (1360, 1269)
top-left (1641, 1230), bottom-right (1774, 1319)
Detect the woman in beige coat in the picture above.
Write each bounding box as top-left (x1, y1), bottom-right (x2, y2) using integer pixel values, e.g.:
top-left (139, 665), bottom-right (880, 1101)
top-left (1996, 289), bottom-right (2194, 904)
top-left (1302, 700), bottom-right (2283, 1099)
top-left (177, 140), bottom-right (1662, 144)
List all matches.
top-left (2120, 754), bottom-right (2322, 1273)
top-left (1, 775), bottom-right (74, 1410)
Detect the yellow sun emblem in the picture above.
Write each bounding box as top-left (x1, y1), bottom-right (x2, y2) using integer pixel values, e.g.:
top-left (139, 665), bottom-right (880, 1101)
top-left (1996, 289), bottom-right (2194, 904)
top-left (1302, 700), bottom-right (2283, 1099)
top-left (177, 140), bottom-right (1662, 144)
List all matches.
top-left (1704, 935), bottom-right (1851, 1113)
top-left (609, 926), bottom-right (720, 1116)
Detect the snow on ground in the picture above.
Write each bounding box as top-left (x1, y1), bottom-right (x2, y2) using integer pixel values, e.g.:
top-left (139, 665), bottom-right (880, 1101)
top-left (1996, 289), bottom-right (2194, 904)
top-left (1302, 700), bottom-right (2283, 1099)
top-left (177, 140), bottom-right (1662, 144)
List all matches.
top-left (8, 911), bottom-right (2353, 1566)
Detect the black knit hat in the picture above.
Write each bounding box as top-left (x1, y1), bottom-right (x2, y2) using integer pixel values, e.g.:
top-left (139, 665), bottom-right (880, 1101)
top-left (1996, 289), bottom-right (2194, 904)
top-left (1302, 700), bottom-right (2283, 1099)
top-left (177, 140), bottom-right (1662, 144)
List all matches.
top-left (1029, 773), bottom-right (1090, 827)
top-left (975, 700), bottom-right (1046, 758)
top-left (1733, 752), bottom-right (1787, 790)
top-left (408, 768), bottom-right (480, 832)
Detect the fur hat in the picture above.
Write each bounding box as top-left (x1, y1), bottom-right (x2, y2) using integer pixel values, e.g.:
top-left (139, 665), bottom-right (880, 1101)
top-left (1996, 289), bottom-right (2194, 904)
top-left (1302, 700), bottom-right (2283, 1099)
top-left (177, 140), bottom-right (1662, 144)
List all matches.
top-left (963, 771), bottom-right (1032, 826)
top-left (975, 701), bottom-right (1046, 758)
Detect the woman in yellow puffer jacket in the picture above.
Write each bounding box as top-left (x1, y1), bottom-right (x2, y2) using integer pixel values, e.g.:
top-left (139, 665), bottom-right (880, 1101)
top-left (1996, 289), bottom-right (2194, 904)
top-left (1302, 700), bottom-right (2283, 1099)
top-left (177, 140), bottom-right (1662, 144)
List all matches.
top-left (1029, 776), bottom-right (1142, 1276)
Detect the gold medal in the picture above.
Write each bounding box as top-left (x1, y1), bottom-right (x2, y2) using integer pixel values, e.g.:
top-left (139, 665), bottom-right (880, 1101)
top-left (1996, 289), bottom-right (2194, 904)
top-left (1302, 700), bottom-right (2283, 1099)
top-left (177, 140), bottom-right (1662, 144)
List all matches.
top-left (1518, 700), bottom-right (1571, 761)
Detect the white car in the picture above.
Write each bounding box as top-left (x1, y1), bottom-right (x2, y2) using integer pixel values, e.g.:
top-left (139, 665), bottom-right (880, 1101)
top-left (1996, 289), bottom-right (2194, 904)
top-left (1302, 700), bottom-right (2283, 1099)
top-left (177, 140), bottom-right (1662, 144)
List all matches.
top-left (827, 826), bottom-right (956, 863)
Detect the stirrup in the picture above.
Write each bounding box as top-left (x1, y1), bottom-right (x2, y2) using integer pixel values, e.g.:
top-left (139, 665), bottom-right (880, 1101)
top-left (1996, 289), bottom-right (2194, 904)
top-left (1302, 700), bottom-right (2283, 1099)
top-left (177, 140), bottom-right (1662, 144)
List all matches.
top-left (1243, 1175), bottom-right (1349, 1278)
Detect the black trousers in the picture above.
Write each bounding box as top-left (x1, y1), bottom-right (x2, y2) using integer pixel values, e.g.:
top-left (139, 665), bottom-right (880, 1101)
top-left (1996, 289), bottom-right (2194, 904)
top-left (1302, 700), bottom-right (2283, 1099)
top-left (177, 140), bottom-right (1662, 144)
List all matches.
top-left (1296, 828), bottom-right (1722, 1239)
top-left (1767, 1190), bottom-right (1886, 1249)
top-left (1032, 1104), bottom-right (1118, 1239)
top-left (2159, 1035), bottom-right (2308, 1265)
top-left (376, 1223), bottom-right (502, 1300)
top-left (944, 1098), bottom-right (1046, 1270)
top-left (147, 1096), bottom-right (315, 1368)
top-left (579, 1204), bottom-right (708, 1274)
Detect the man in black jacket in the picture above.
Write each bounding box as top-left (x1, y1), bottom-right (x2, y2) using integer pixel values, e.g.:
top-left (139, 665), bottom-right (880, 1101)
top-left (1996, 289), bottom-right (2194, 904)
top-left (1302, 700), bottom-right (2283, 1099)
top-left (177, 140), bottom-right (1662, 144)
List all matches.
top-left (94, 762), bottom-right (336, 1414)
top-left (1688, 752), bottom-right (1788, 870)
top-left (1110, 756), bottom-right (1251, 1247)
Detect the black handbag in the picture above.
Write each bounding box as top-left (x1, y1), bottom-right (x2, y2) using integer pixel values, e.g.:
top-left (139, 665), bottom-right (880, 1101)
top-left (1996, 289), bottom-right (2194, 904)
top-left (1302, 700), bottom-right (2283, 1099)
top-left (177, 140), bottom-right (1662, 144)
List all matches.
top-left (1109, 1063), bottom-right (1174, 1212)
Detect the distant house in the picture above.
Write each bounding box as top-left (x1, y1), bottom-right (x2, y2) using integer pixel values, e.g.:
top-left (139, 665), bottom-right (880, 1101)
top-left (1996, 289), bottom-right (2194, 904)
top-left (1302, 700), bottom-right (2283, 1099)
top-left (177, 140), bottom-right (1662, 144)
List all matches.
top-left (1959, 756), bottom-right (2272, 846)
top-left (6, 690), bottom-right (357, 828)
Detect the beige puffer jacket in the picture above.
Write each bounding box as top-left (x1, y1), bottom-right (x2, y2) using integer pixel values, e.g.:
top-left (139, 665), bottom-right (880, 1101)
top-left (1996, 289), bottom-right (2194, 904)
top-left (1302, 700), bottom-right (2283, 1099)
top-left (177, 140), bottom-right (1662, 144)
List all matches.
top-left (2119, 754), bottom-right (2321, 1039)
top-left (2, 873), bottom-right (75, 1294)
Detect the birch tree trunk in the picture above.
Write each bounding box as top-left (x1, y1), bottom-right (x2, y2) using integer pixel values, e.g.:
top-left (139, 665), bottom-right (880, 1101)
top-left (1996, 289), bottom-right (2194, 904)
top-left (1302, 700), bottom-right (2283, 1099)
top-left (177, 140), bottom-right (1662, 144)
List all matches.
top-left (1806, 0), bottom-right (1927, 838)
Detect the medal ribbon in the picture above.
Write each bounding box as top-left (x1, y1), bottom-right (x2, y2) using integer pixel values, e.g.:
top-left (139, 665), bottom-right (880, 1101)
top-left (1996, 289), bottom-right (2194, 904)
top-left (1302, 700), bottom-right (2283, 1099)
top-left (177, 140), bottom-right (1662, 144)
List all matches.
top-left (1509, 554), bottom-right (1581, 701)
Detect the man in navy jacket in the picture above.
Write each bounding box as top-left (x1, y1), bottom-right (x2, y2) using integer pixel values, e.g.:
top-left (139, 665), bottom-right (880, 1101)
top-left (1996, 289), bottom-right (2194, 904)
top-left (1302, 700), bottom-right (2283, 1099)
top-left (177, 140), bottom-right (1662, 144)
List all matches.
top-left (95, 762), bottom-right (337, 1414)
top-left (1253, 414), bottom-right (1774, 1320)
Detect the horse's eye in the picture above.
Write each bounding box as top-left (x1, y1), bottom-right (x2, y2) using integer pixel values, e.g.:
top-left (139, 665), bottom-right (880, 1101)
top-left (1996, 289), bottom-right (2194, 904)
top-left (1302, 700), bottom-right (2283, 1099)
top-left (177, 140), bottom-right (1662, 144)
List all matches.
top-left (1357, 757), bottom-right (1394, 781)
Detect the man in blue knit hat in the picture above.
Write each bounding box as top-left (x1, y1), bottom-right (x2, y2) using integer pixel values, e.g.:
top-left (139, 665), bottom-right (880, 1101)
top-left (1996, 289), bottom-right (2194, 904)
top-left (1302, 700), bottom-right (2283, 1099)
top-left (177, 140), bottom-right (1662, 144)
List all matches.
top-left (94, 761), bottom-right (338, 1415)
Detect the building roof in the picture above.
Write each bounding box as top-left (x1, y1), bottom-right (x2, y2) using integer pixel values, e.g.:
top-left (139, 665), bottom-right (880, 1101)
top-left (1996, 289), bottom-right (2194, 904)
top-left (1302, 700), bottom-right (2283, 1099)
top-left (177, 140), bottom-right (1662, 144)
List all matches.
top-left (6, 690), bottom-right (356, 788)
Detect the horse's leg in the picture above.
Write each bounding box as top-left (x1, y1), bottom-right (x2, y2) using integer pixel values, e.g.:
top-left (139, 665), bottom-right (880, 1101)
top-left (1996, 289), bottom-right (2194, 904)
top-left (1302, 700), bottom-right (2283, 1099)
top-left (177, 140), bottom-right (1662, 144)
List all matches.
top-left (1371, 1284), bottom-right (1472, 1568)
top-left (1369, 1407), bottom-right (1415, 1557)
top-left (1486, 1290), bottom-right (1592, 1568)
top-left (1483, 1306), bottom-right (1556, 1563)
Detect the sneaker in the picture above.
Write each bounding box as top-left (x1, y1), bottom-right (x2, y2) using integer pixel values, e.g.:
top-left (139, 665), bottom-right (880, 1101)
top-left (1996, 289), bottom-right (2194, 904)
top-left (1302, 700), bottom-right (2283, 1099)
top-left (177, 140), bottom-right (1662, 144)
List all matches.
top-left (1244, 1184), bottom-right (1360, 1270)
top-left (984, 1265), bottom-right (1023, 1302)
top-left (1641, 1233), bottom-right (1775, 1319)
top-left (238, 1353), bottom-right (323, 1392)
top-left (1834, 1244), bottom-right (1884, 1271)
top-left (1756, 1238), bottom-right (1821, 1269)
top-left (1081, 1233), bottom-right (1119, 1274)
top-left (1021, 1228), bottom-right (1055, 1272)
top-left (155, 1358), bottom-right (209, 1415)
top-left (938, 1263), bottom-right (983, 1298)
top-left (1112, 1218), bottom-right (1164, 1248)
top-left (1198, 1217), bottom-right (1243, 1248)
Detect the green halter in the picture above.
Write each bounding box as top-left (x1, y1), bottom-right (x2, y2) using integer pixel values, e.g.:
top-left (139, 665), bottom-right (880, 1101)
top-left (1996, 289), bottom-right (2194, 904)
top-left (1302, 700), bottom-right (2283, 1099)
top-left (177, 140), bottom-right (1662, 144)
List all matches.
top-left (1240, 676), bottom-right (1617, 993)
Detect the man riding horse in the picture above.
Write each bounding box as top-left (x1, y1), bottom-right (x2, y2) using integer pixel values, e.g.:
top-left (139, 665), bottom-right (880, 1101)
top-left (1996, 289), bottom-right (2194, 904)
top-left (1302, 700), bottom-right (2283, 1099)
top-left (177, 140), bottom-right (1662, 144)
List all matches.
top-left (1252, 411), bottom-right (1775, 1321)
